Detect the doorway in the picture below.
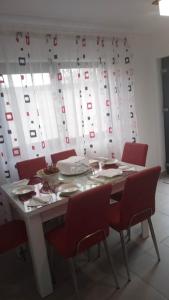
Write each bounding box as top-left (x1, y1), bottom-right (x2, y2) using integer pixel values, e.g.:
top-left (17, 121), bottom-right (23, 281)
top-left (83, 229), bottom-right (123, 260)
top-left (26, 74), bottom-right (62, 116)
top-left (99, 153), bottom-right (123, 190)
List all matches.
top-left (161, 56), bottom-right (169, 173)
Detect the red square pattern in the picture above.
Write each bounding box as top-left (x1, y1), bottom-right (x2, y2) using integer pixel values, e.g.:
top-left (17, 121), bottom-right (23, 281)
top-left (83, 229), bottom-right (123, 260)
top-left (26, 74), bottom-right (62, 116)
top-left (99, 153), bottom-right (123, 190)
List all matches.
top-left (32, 146), bottom-right (35, 150)
top-left (53, 37), bottom-right (57, 46)
top-left (42, 141), bottom-right (45, 149)
top-left (66, 137), bottom-right (70, 144)
top-left (84, 71), bottom-right (89, 79)
top-left (111, 153), bottom-right (115, 159)
top-left (26, 112), bottom-right (30, 116)
top-left (57, 73), bottom-right (62, 81)
top-left (5, 112), bottom-right (13, 121)
top-left (0, 75), bottom-right (4, 83)
top-left (12, 147), bottom-right (20, 157)
top-left (62, 106), bottom-right (65, 113)
top-left (82, 38), bottom-right (86, 47)
top-left (106, 100), bottom-right (111, 106)
top-left (87, 102), bottom-right (92, 109)
top-left (21, 75), bottom-right (24, 80)
top-left (103, 70), bottom-right (107, 78)
top-left (109, 127), bottom-right (112, 134)
top-left (89, 131), bottom-right (95, 138)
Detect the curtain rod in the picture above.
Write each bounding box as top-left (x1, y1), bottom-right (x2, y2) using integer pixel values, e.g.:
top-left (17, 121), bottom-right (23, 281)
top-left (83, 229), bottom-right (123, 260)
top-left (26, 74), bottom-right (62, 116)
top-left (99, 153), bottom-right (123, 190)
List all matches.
top-left (0, 25), bottom-right (130, 40)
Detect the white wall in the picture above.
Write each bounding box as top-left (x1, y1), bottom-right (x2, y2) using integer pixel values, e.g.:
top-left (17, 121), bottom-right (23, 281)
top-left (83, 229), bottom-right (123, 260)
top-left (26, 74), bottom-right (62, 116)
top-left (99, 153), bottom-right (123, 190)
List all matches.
top-left (130, 34), bottom-right (165, 170)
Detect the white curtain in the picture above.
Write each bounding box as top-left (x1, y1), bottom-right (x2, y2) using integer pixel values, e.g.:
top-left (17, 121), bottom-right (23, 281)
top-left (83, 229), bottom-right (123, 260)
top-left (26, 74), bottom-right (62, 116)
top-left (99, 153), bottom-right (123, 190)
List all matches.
top-left (0, 32), bottom-right (138, 184)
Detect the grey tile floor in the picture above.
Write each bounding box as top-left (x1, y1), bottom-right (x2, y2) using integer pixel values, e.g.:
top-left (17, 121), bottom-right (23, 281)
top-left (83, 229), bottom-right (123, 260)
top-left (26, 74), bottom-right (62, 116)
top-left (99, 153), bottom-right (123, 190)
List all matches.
top-left (1, 177), bottom-right (169, 300)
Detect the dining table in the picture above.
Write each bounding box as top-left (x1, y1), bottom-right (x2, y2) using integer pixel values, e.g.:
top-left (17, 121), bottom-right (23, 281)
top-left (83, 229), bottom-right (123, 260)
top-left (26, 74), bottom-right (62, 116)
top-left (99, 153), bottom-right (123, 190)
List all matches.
top-left (0, 160), bottom-right (149, 298)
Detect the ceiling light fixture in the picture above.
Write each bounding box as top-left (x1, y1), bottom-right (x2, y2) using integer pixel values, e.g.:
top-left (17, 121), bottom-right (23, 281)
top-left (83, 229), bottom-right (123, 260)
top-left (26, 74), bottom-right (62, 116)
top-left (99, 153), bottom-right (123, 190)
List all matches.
top-left (152, 0), bottom-right (169, 16)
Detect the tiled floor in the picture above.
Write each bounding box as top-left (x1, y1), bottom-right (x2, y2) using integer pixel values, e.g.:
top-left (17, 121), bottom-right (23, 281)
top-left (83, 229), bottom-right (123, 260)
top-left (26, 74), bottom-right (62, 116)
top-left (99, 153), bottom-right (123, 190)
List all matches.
top-left (1, 177), bottom-right (169, 300)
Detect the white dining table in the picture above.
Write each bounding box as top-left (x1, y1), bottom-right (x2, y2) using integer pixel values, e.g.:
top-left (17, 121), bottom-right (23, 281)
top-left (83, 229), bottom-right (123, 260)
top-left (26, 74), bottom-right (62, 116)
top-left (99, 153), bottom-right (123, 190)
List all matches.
top-left (0, 162), bottom-right (149, 298)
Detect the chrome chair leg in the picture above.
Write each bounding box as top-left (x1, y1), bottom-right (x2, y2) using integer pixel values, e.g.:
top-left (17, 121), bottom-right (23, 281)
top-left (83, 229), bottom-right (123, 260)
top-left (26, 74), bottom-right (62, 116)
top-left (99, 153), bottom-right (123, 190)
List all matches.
top-left (148, 217), bottom-right (160, 262)
top-left (120, 231), bottom-right (131, 282)
top-left (126, 228), bottom-right (131, 242)
top-left (87, 244), bottom-right (101, 261)
top-left (18, 245), bottom-right (27, 261)
top-left (97, 243), bottom-right (101, 258)
top-left (103, 239), bottom-right (120, 289)
top-left (68, 257), bottom-right (80, 300)
top-left (87, 249), bottom-right (91, 261)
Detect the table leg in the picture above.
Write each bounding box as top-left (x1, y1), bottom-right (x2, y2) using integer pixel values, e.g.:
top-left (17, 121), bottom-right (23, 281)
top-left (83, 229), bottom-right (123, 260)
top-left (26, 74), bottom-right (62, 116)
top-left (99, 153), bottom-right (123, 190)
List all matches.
top-left (141, 220), bottom-right (149, 239)
top-left (25, 215), bottom-right (53, 297)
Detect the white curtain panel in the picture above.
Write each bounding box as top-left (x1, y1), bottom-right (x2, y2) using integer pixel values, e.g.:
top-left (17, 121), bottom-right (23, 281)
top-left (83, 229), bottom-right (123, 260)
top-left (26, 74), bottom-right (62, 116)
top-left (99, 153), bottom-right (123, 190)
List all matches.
top-left (0, 32), bottom-right (138, 184)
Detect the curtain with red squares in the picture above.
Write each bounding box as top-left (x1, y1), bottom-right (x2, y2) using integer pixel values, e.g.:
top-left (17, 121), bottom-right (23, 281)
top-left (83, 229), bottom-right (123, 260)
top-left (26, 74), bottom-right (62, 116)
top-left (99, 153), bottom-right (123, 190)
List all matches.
top-left (0, 32), bottom-right (138, 186)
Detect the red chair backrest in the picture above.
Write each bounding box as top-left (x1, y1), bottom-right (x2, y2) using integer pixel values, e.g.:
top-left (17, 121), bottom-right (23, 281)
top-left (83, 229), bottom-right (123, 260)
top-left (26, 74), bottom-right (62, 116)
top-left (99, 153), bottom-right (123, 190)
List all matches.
top-left (64, 184), bottom-right (112, 255)
top-left (119, 166), bottom-right (161, 229)
top-left (0, 220), bottom-right (27, 254)
top-left (15, 156), bottom-right (47, 179)
top-left (51, 149), bottom-right (77, 164)
top-left (122, 142), bottom-right (148, 166)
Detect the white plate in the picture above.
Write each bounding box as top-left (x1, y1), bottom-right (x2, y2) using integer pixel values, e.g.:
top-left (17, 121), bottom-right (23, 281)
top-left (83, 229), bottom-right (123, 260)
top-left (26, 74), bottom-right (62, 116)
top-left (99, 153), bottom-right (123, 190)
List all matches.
top-left (60, 168), bottom-right (90, 176)
top-left (89, 159), bottom-right (99, 164)
top-left (118, 165), bottom-right (135, 171)
top-left (12, 185), bottom-right (34, 195)
top-left (88, 175), bottom-right (106, 184)
top-left (59, 184), bottom-right (79, 196)
top-left (104, 159), bottom-right (118, 165)
top-left (11, 179), bottom-right (29, 186)
top-left (118, 165), bottom-right (128, 170)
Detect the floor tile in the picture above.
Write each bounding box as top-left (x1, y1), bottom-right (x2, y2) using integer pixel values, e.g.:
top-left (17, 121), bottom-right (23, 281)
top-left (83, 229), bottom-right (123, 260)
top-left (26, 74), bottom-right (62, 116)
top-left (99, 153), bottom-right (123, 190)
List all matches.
top-left (106, 273), bottom-right (167, 300)
top-left (129, 250), bottom-right (169, 299)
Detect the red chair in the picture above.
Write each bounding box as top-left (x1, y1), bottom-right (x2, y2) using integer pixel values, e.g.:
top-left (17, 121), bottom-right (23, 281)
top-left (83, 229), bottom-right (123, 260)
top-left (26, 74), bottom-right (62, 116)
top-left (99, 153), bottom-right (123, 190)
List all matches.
top-left (0, 220), bottom-right (27, 254)
top-left (46, 184), bottom-right (119, 297)
top-left (111, 142), bottom-right (148, 204)
top-left (108, 166), bottom-right (161, 281)
top-left (121, 142), bottom-right (148, 167)
top-left (51, 149), bottom-right (77, 164)
top-left (15, 156), bottom-right (47, 180)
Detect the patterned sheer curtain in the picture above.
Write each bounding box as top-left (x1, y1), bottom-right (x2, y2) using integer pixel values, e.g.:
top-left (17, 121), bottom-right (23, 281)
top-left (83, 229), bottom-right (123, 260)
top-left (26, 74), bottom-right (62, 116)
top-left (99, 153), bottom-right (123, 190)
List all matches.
top-left (0, 32), bottom-right (138, 184)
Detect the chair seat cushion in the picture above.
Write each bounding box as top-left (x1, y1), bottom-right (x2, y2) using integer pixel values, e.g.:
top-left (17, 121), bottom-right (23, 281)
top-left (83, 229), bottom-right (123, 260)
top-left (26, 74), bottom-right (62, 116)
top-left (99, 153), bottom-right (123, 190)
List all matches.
top-left (46, 225), bottom-right (109, 258)
top-left (0, 220), bottom-right (27, 254)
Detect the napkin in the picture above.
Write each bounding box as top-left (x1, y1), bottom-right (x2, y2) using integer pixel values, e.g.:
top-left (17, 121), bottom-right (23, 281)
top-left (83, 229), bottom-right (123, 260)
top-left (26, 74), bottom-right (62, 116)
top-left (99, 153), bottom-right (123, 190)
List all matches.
top-left (19, 191), bottom-right (36, 202)
top-left (32, 195), bottom-right (52, 204)
top-left (28, 176), bottom-right (43, 185)
top-left (103, 164), bottom-right (118, 169)
top-left (96, 169), bottom-right (123, 178)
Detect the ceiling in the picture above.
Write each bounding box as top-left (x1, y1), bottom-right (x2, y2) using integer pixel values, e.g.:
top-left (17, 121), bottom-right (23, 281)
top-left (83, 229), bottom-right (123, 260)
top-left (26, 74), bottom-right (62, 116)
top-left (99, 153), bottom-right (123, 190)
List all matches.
top-left (0, 0), bottom-right (169, 35)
